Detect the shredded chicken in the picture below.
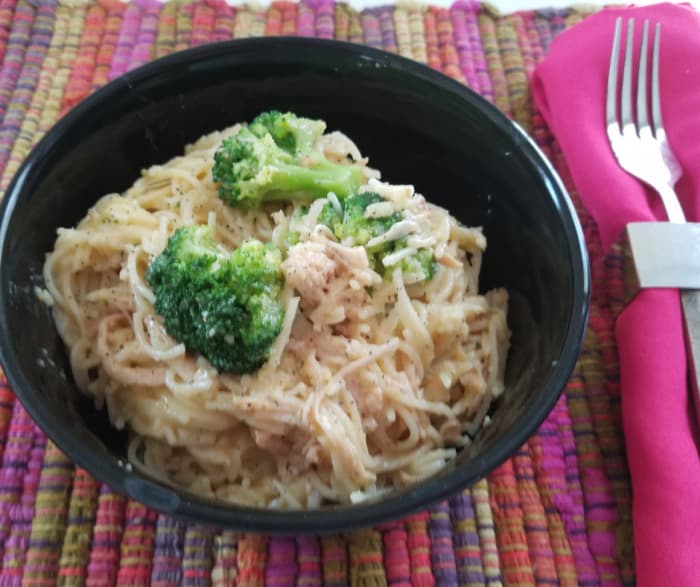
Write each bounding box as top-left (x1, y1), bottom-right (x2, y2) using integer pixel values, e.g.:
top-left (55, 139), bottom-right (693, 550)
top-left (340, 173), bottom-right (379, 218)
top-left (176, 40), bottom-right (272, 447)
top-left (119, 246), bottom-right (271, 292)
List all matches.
top-left (281, 237), bottom-right (380, 328)
top-left (287, 314), bottom-right (349, 359)
top-left (282, 241), bottom-right (340, 307)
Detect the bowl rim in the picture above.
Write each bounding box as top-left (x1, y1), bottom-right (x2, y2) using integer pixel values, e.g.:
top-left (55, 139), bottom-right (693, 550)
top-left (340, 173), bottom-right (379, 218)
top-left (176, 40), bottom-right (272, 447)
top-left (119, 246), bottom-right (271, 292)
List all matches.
top-left (0, 35), bottom-right (590, 533)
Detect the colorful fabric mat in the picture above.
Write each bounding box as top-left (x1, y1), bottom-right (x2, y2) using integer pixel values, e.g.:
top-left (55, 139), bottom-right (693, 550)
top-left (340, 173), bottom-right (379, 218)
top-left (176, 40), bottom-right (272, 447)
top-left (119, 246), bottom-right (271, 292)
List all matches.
top-left (0, 1), bottom-right (637, 585)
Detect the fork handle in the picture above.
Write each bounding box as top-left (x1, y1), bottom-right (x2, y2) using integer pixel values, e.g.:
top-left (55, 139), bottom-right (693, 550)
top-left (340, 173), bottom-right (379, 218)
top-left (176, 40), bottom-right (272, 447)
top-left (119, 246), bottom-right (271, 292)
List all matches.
top-left (681, 290), bottom-right (700, 424)
top-left (657, 184), bottom-right (687, 224)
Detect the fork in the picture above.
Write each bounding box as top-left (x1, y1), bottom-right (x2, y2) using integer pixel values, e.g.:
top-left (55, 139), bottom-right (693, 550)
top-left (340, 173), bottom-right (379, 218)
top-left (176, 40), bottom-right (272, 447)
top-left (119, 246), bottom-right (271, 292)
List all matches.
top-left (606, 18), bottom-right (685, 224)
top-left (606, 18), bottom-right (700, 428)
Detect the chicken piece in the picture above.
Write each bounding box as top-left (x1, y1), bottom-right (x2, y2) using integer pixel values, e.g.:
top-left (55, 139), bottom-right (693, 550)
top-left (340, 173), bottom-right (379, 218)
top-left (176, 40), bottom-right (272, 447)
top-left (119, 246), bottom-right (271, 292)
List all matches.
top-left (282, 241), bottom-right (339, 307)
top-left (282, 238), bottom-right (379, 327)
top-left (287, 316), bottom-right (349, 361)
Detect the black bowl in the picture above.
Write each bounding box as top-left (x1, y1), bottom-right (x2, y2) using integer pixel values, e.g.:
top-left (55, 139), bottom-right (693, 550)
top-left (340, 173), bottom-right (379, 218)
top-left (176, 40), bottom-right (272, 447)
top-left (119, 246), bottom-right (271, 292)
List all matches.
top-left (0, 37), bottom-right (588, 533)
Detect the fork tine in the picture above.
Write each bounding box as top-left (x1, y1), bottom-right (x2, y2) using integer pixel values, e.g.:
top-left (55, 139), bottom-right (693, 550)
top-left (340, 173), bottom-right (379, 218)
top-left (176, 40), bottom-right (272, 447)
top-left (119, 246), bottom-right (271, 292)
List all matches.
top-left (604, 18), bottom-right (686, 224)
top-left (651, 22), bottom-right (663, 134)
top-left (620, 19), bottom-right (635, 128)
top-left (606, 17), bottom-right (623, 128)
top-left (637, 20), bottom-right (650, 131)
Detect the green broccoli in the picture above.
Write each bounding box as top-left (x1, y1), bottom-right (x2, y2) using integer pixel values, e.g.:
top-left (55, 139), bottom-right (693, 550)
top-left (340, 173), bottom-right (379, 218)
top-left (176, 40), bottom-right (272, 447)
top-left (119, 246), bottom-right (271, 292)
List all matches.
top-left (248, 110), bottom-right (325, 155)
top-left (285, 191), bottom-right (437, 283)
top-left (386, 244), bottom-right (438, 283)
top-left (145, 225), bottom-right (285, 374)
top-left (318, 199), bottom-right (344, 228)
top-left (331, 191), bottom-right (401, 269)
top-left (286, 200), bottom-right (343, 246)
top-left (212, 111), bottom-right (365, 209)
top-left (334, 193), bottom-right (438, 282)
top-left (333, 192), bottom-right (401, 245)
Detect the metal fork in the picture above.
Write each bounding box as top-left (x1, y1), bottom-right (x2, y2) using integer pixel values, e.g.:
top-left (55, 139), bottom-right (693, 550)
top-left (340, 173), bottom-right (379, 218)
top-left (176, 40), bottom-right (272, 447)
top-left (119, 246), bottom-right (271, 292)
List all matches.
top-left (606, 17), bottom-right (685, 223)
top-left (607, 18), bottom-right (700, 432)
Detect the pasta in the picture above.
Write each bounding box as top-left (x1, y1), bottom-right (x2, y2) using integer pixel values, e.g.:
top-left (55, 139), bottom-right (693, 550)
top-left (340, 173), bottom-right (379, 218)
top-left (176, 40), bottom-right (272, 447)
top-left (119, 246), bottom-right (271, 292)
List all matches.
top-left (41, 123), bottom-right (510, 508)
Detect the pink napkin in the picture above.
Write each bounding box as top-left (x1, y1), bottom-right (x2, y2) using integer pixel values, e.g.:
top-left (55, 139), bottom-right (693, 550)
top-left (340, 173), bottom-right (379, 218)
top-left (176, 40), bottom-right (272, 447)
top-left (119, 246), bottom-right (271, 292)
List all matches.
top-left (532, 3), bottom-right (700, 585)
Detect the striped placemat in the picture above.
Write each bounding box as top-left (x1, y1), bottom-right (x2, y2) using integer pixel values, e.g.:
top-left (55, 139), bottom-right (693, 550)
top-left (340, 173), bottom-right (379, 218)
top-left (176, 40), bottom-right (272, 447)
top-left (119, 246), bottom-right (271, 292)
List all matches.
top-left (0, 1), bottom-right (636, 585)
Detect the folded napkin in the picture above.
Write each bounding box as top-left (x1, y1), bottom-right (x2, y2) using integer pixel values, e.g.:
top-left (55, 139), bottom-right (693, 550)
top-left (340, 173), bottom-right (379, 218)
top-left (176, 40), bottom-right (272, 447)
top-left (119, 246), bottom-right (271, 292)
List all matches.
top-left (532, 3), bottom-right (700, 585)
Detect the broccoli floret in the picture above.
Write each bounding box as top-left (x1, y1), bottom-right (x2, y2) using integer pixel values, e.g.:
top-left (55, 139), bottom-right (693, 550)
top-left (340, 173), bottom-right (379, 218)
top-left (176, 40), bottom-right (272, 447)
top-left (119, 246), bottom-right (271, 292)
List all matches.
top-left (318, 200), bottom-right (344, 228)
top-left (336, 195), bottom-right (437, 282)
top-left (145, 225), bottom-right (285, 374)
top-left (387, 245), bottom-right (438, 283)
top-left (248, 110), bottom-right (325, 155)
top-left (287, 200), bottom-right (343, 246)
top-left (285, 191), bottom-right (438, 283)
top-left (333, 192), bottom-right (401, 245)
top-left (212, 111), bottom-right (365, 209)
top-left (332, 192), bottom-right (402, 269)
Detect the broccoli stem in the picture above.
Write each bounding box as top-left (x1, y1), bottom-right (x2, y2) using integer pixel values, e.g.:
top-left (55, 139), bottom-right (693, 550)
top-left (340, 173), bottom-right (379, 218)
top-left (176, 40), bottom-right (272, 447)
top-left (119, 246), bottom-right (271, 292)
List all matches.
top-left (263, 159), bottom-right (364, 201)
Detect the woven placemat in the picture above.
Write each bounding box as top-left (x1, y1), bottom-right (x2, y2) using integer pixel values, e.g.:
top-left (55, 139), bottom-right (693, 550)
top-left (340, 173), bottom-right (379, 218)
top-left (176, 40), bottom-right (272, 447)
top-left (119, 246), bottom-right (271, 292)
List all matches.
top-left (0, 1), bottom-right (636, 585)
